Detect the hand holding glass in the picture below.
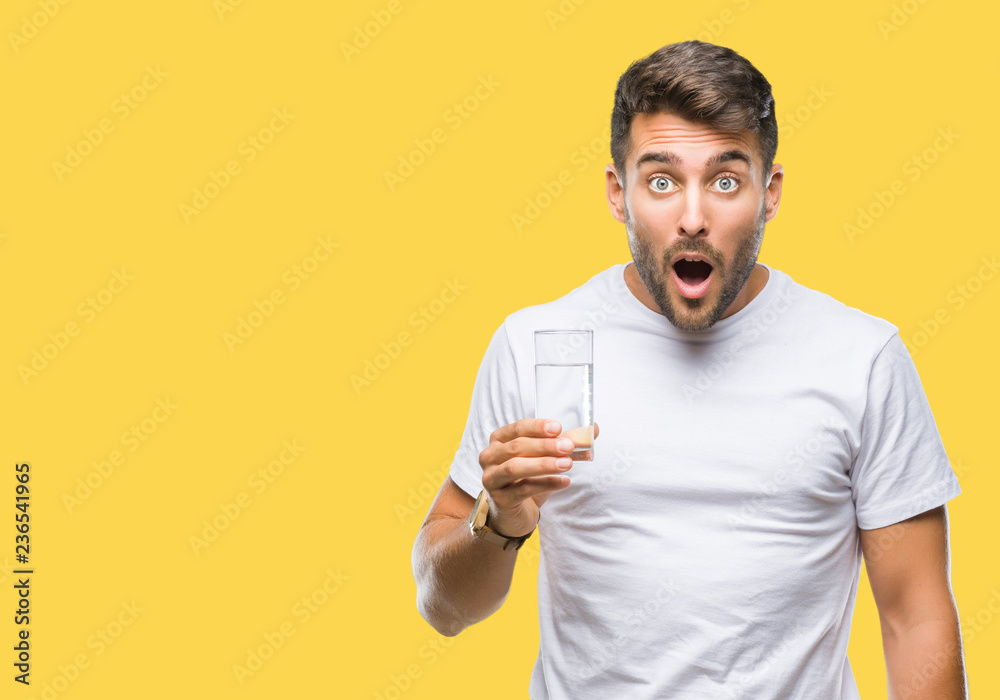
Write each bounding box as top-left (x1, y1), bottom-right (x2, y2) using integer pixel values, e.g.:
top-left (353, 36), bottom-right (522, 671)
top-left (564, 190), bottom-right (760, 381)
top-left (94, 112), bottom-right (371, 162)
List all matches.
top-left (534, 330), bottom-right (594, 461)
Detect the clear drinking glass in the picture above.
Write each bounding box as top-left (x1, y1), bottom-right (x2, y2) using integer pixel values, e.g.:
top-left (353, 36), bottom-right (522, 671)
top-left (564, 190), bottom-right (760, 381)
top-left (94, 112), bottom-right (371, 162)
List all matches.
top-left (534, 330), bottom-right (594, 461)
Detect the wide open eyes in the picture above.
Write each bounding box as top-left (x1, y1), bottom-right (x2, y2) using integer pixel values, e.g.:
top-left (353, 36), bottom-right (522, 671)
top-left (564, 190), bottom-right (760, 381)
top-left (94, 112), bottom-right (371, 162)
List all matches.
top-left (647, 175), bottom-right (741, 194)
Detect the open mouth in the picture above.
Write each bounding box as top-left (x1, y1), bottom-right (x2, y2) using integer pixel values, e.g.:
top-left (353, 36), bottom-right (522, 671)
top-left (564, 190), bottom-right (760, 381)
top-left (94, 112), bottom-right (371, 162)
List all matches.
top-left (671, 256), bottom-right (714, 299)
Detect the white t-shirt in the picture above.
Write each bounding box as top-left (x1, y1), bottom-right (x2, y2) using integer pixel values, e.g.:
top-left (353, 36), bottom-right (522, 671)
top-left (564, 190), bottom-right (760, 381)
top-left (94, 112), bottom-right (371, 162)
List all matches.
top-left (448, 261), bottom-right (961, 699)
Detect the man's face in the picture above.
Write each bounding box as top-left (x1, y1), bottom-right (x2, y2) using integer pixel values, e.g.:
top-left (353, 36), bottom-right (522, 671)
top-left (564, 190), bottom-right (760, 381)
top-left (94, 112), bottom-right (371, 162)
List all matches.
top-left (606, 112), bottom-right (783, 331)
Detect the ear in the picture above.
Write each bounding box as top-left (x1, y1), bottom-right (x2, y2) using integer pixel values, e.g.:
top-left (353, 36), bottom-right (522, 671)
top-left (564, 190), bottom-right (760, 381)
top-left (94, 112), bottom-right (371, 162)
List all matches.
top-left (606, 165), bottom-right (626, 224)
top-left (763, 163), bottom-right (784, 223)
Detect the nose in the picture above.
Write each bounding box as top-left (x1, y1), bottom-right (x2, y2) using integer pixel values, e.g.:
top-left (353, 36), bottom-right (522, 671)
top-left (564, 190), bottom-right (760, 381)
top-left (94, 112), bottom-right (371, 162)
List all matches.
top-left (678, 188), bottom-right (707, 237)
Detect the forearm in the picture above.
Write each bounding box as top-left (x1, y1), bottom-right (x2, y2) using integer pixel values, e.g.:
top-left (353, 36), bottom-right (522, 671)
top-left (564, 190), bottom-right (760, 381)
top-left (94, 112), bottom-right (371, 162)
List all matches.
top-left (412, 515), bottom-right (520, 637)
top-left (884, 617), bottom-right (968, 700)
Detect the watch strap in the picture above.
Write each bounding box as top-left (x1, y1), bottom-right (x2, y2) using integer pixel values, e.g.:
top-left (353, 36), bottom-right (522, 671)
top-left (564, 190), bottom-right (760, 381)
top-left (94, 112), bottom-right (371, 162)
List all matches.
top-left (469, 490), bottom-right (534, 552)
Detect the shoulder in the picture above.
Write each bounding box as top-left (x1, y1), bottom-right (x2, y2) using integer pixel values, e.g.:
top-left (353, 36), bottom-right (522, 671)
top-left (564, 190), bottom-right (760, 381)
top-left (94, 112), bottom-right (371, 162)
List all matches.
top-left (473, 264), bottom-right (624, 366)
top-left (503, 263), bottom-right (626, 330)
top-left (767, 265), bottom-right (899, 356)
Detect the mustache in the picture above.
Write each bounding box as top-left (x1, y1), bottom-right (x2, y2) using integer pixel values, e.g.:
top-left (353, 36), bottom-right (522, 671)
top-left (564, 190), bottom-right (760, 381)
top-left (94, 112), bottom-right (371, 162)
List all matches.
top-left (663, 246), bottom-right (720, 268)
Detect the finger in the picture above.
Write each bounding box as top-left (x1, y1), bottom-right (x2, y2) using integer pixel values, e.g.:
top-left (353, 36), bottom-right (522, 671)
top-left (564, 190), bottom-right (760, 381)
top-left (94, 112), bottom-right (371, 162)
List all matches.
top-left (491, 475), bottom-right (570, 508)
top-left (501, 433), bottom-right (577, 463)
top-left (484, 455), bottom-right (573, 491)
top-left (594, 421), bottom-right (600, 439)
top-left (490, 417), bottom-right (562, 446)
top-left (480, 431), bottom-right (576, 472)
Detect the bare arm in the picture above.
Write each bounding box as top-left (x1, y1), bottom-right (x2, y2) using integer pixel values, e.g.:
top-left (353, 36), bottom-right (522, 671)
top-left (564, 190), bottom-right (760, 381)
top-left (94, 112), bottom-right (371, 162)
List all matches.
top-left (860, 505), bottom-right (968, 699)
top-left (411, 477), bottom-right (519, 637)
top-left (411, 418), bottom-right (597, 636)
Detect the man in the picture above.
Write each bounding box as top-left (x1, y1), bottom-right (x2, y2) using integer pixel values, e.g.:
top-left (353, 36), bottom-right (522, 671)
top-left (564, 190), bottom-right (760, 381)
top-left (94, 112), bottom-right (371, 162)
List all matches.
top-left (411, 40), bottom-right (967, 698)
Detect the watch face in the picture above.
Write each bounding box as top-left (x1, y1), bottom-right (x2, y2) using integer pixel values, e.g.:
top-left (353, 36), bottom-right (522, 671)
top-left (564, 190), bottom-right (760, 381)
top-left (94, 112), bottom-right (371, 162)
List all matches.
top-left (470, 491), bottom-right (489, 530)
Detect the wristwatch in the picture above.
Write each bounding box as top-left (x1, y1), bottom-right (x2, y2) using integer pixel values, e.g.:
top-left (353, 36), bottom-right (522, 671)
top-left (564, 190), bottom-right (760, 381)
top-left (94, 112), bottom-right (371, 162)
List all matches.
top-left (468, 490), bottom-right (535, 551)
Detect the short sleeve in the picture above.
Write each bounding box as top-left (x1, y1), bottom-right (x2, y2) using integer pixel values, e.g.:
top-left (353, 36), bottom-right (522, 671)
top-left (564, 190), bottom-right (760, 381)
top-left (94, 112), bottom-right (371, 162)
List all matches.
top-left (448, 322), bottom-right (524, 498)
top-left (850, 332), bottom-right (962, 530)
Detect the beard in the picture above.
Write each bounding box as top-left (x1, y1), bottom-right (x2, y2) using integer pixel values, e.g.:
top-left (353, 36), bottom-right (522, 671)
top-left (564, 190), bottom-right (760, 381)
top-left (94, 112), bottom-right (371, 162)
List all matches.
top-left (625, 199), bottom-right (767, 332)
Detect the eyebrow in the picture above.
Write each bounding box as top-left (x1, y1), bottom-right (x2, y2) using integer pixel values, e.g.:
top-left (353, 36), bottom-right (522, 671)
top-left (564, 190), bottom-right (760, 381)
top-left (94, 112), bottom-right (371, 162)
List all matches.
top-left (635, 149), bottom-right (753, 171)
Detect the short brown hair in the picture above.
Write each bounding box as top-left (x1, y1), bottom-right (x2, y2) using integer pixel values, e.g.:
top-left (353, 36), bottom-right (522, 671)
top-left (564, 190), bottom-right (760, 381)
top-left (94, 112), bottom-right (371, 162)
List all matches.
top-left (610, 40), bottom-right (777, 185)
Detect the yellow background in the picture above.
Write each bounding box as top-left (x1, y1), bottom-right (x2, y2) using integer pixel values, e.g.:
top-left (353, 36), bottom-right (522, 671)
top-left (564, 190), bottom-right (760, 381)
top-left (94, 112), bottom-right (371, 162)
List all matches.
top-left (1, 0), bottom-right (997, 697)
